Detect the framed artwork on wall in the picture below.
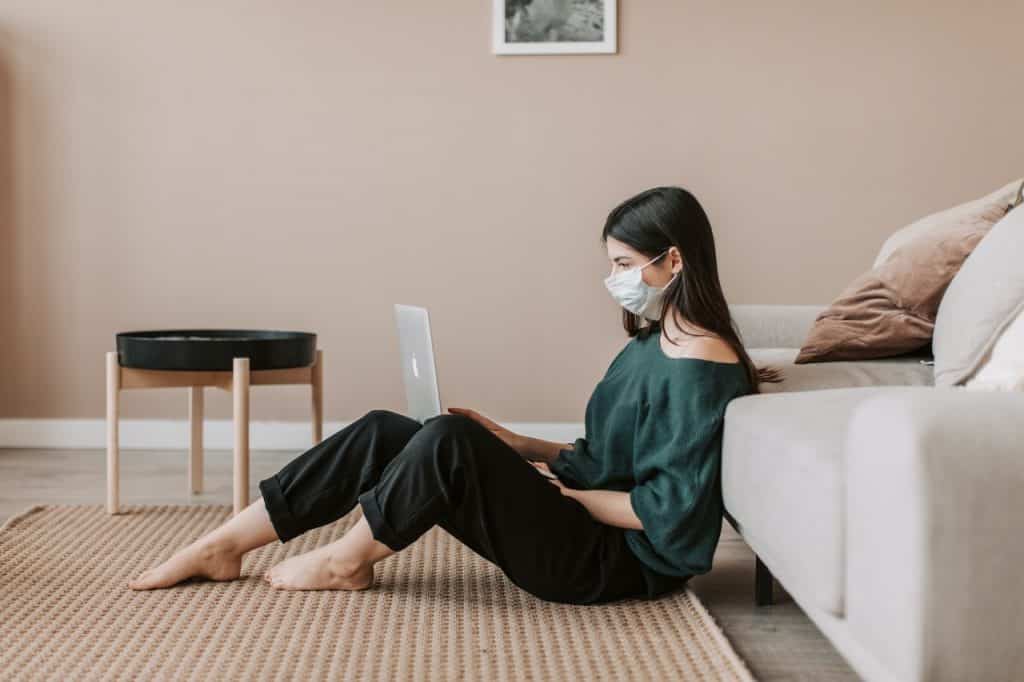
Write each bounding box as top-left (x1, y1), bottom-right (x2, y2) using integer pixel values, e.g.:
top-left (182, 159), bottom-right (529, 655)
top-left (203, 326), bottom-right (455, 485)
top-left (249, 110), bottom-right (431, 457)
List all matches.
top-left (493, 1), bottom-right (617, 55)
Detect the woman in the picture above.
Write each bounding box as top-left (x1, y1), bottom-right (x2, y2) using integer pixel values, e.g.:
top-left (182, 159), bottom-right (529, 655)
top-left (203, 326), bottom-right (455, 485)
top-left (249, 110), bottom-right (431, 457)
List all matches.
top-left (128, 185), bottom-right (783, 604)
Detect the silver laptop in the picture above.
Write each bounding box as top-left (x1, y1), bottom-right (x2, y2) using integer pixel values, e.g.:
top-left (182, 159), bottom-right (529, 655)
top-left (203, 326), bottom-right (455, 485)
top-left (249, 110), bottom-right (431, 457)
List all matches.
top-left (394, 304), bottom-right (443, 424)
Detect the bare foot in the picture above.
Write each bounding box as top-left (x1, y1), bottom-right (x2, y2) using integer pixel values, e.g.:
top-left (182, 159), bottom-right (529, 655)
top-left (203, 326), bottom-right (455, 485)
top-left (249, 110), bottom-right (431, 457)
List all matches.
top-left (263, 544), bottom-right (374, 591)
top-left (127, 539), bottom-right (242, 590)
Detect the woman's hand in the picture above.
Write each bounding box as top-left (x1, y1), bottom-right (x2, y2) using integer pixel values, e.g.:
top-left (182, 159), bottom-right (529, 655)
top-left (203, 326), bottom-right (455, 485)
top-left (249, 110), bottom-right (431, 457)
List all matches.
top-left (540, 470), bottom-right (578, 498)
top-left (530, 461), bottom-right (554, 477)
top-left (447, 407), bottom-right (526, 455)
top-left (529, 461), bottom-right (576, 496)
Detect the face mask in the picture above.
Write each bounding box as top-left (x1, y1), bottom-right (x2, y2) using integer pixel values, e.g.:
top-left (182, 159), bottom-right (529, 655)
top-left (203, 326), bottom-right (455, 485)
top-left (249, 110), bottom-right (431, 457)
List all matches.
top-left (604, 249), bottom-right (679, 321)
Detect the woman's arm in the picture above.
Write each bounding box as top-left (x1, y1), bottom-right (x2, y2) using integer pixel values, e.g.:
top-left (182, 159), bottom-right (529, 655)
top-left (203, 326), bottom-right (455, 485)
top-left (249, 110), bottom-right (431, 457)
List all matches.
top-left (516, 435), bottom-right (574, 463)
top-left (447, 407), bottom-right (571, 463)
top-left (547, 479), bottom-right (645, 530)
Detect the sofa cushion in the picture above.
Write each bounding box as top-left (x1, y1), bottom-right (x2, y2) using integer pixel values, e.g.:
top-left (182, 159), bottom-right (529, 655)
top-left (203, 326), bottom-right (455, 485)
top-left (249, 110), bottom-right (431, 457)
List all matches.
top-left (721, 386), bottom-right (901, 617)
top-left (749, 348), bottom-right (934, 393)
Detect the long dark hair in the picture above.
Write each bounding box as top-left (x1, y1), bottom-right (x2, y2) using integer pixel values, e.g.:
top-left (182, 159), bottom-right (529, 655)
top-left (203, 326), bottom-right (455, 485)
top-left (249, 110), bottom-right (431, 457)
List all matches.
top-left (601, 186), bottom-right (783, 392)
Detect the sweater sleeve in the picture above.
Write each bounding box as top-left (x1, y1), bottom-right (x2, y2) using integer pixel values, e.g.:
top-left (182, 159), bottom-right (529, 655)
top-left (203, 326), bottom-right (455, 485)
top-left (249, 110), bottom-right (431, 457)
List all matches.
top-left (627, 384), bottom-right (731, 575)
top-left (548, 437), bottom-right (590, 489)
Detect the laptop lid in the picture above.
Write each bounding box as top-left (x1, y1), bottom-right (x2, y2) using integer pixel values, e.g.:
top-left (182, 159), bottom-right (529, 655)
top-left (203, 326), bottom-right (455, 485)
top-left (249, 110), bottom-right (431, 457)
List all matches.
top-left (393, 304), bottom-right (443, 424)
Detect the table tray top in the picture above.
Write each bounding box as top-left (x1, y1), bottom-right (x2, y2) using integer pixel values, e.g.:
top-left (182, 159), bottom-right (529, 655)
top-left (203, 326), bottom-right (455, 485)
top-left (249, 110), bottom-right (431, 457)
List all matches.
top-left (116, 329), bottom-right (316, 371)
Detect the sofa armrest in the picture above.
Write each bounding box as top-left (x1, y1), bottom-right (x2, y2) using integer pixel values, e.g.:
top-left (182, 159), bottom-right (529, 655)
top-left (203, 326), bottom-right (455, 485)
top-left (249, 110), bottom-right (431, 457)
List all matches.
top-left (845, 387), bottom-right (1024, 682)
top-left (728, 303), bottom-right (825, 349)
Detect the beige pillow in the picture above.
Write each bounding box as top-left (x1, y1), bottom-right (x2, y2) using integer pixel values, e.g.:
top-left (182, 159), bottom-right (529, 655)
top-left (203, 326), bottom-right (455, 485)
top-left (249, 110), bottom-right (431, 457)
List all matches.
top-left (872, 178), bottom-right (1023, 268)
top-left (795, 178), bottom-right (1023, 364)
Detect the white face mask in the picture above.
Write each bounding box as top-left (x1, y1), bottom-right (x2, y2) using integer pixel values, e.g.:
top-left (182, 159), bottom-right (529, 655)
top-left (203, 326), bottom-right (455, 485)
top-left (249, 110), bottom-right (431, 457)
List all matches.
top-left (604, 249), bottom-right (679, 321)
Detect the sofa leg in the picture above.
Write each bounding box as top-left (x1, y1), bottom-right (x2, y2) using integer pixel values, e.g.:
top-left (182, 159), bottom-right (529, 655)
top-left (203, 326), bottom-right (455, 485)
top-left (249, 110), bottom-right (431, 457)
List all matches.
top-left (755, 555), bottom-right (774, 606)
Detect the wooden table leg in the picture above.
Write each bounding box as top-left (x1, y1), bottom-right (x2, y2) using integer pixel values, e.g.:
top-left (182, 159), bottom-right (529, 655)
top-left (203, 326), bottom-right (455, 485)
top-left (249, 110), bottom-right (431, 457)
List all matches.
top-left (312, 349), bottom-right (323, 444)
top-left (233, 357), bottom-right (250, 516)
top-left (189, 386), bottom-right (204, 494)
top-left (106, 352), bottom-right (121, 515)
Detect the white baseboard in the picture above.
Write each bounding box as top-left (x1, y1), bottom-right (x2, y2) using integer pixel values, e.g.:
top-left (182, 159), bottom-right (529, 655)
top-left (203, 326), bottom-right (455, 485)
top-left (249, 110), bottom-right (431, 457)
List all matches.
top-left (0, 418), bottom-right (584, 451)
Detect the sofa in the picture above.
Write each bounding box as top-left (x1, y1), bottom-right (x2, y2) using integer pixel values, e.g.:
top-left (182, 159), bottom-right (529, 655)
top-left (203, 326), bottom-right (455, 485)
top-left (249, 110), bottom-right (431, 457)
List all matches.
top-left (721, 303), bottom-right (1023, 682)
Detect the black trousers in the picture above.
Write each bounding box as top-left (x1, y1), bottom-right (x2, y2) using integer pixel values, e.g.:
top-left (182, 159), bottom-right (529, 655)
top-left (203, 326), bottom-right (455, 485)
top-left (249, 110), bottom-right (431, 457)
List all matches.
top-left (257, 409), bottom-right (661, 605)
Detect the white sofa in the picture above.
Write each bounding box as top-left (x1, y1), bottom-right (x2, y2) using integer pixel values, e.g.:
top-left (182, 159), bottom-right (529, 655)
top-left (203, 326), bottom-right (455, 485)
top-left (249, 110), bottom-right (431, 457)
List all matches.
top-left (722, 303), bottom-right (1024, 682)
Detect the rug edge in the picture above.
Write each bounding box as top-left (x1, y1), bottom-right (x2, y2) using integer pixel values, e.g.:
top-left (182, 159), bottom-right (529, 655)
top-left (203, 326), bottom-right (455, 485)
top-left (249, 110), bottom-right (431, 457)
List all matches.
top-left (0, 504), bottom-right (48, 532)
top-left (0, 503), bottom-right (239, 533)
top-left (683, 585), bottom-right (759, 682)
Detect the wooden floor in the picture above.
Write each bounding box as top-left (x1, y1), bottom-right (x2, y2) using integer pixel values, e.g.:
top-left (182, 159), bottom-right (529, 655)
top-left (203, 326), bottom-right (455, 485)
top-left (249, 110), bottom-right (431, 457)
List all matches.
top-left (0, 447), bottom-right (858, 681)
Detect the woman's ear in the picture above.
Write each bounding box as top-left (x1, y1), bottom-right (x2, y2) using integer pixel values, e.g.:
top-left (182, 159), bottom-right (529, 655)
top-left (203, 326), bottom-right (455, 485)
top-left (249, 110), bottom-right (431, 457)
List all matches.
top-left (670, 247), bottom-right (684, 273)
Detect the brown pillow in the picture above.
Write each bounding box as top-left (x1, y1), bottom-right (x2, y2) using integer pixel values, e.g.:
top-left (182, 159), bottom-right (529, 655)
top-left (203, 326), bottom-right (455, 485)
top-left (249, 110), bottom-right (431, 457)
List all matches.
top-left (795, 178), bottom-right (1023, 364)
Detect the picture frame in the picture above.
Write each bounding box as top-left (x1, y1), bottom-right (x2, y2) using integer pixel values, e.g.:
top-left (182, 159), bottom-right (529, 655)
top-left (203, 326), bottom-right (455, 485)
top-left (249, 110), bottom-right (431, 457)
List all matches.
top-left (492, 1), bottom-right (617, 55)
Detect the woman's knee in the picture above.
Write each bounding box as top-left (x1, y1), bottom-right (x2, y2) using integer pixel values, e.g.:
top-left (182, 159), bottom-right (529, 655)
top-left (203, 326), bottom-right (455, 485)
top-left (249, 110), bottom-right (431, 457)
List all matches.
top-left (402, 414), bottom-right (485, 470)
top-left (422, 412), bottom-right (475, 430)
top-left (363, 408), bottom-right (422, 432)
top-left (415, 413), bottom-right (479, 443)
top-left (351, 410), bottom-right (423, 450)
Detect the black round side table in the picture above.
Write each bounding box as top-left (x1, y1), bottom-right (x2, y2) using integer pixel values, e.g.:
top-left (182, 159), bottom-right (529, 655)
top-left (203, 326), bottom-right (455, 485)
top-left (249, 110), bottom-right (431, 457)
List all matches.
top-left (106, 330), bottom-right (323, 516)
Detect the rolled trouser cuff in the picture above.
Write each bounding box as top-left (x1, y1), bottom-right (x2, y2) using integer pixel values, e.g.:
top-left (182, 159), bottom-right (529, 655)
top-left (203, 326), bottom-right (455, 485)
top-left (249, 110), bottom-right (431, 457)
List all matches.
top-left (258, 474), bottom-right (304, 544)
top-left (358, 486), bottom-right (413, 552)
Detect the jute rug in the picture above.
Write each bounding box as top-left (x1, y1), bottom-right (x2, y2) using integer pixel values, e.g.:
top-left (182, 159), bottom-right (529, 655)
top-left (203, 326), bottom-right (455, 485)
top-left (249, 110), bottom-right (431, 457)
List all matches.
top-left (0, 504), bottom-right (756, 681)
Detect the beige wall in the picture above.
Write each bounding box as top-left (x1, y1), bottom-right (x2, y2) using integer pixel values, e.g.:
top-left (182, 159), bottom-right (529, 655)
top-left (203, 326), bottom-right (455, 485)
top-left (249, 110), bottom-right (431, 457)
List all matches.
top-left (1, 2), bottom-right (1021, 422)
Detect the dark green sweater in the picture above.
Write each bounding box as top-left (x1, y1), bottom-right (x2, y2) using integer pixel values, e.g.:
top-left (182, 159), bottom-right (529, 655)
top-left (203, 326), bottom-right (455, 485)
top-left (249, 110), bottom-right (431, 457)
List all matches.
top-left (547, 325), bottom-right (752, 598)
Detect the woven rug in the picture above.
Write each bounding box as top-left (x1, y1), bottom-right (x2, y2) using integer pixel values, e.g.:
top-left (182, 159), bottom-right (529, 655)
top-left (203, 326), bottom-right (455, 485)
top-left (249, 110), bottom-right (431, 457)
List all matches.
top-left (0, 504), bottom-right (756, 681)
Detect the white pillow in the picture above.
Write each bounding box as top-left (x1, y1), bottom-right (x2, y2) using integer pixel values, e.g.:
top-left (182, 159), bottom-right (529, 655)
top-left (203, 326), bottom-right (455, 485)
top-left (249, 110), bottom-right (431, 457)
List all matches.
top-left (964, 305), bottom-right (1024, 391)
top-left (933, 185), bottom-right (1024, 386)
